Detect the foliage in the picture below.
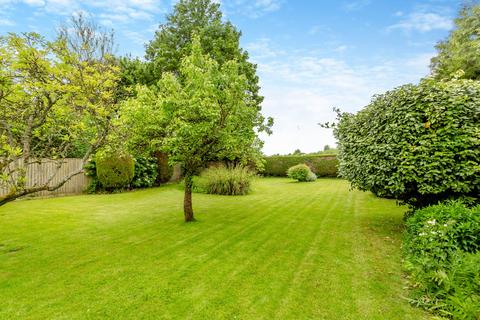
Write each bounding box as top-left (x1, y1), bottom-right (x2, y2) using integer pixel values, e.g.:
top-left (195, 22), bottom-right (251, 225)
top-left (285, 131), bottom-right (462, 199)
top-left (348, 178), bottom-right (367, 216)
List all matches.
top-left (192, 165), bottom-right (253, 195)
top-left (131, 157), bottom-right (158, 189)
top-left (84, 158), bottom-right (101, 194)
top-left (96, 152), bottom-right (135, 190)
top-left (143, 0), bottom-right (269, 133)
top-left (404, 201), bottom-right (480, 318)
top-left (264, 155), bottom-right (338, 177)
top-left (0, 32), bottom-right (120, 206)
top-left (330, 78), bottom-right (480, 208)
top-left (431, 4), bottom-right (480, 80)
top-left (287, 164), bottom-right (317, 182)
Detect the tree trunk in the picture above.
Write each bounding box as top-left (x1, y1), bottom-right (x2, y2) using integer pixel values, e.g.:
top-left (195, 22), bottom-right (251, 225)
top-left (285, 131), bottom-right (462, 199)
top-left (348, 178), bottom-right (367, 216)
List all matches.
top-left (183, 175), bottom-right (195, 222)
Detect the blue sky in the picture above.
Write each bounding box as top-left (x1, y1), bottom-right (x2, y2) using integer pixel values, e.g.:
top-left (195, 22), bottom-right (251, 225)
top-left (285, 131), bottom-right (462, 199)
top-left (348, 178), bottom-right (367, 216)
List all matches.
top-left (0, 0), bottom-right (461, 154)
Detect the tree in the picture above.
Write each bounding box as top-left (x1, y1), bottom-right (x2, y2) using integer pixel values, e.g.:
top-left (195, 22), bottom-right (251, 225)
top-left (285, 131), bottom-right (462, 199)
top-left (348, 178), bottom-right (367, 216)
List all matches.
top-left (431, 4), bottom-right (480, 80)
top-left (58, 12), bottom-right (115, 64)
top-left (143, 0), bottom-right (267, 125)
top-left (0, 32), bottom-right (119, 206)
top-left (329, 79), bottom-right (480, 208)
top-left (323, 145), bottom-right (331, 151)
top-left (292, 149), bottom-right (303, 155)
top-left (120, 37), bottom-right (271, 221)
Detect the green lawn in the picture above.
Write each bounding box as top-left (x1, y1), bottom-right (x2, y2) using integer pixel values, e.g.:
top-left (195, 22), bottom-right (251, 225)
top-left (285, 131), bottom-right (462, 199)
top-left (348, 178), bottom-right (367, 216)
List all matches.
top-left (0, 178), bottom-right (428, 319)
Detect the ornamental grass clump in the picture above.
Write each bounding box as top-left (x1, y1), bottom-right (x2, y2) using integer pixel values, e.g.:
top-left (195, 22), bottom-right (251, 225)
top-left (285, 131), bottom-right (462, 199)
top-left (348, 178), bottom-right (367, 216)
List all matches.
top-left (195, 165), bottom-right (253, 196)
top-left (287, 164), bottom-right (317, 182)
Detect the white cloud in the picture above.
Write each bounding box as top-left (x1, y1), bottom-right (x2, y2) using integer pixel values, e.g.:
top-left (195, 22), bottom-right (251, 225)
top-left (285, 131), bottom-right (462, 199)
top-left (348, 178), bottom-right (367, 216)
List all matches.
top-left (343, 0), bottom-right (371, 12)
top-left (0, 17), bottom-right (15, 25)
top-left (23, 0), bottom-right (45, 6)
top-left (247, 39), bottom-right (434, 155)
top-left (387, 11), bottom-right (452, 33)
top-left (17, 0), bottom-right (164, 19)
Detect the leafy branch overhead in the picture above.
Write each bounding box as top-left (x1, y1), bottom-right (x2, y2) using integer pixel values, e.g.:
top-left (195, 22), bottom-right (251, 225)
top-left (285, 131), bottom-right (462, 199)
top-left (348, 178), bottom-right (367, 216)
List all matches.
top-left (0, 29), bottom-right (120, 205)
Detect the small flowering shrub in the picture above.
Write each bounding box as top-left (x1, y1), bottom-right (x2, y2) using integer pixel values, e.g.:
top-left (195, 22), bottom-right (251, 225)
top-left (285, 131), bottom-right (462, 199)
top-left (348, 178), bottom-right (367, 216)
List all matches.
top-left (404, 201), bottom-right (480, 319)
top-left (287, 164), bottom-right (317, 182)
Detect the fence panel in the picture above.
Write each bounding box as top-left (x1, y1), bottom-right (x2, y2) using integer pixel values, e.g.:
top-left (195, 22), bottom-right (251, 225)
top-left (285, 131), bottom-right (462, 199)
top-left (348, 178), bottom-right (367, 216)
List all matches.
top-left (0, 158), bottom-right (90, 198)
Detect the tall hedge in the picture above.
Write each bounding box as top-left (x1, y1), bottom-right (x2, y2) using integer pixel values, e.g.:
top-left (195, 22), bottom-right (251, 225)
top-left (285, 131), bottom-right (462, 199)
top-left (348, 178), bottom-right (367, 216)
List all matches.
top-left (332, 78), bottom-right (480, 208)
top-left (264, 155), bottom-right (338, 177)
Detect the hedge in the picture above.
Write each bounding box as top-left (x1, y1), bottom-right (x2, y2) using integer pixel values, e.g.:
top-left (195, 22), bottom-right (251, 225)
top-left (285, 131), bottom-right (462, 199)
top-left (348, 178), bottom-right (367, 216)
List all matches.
top-left (331, 78), bottom-right (480, 208)
top-left (264, 155), bottom-right (338, 177)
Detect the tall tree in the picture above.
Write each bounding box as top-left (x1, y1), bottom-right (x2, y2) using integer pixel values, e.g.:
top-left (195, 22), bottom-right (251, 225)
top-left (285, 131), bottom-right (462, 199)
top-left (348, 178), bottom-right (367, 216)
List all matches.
top-left (144, 0), bottom-right (266, 123)
top-left (430, 4), bottom-right (480, 80)
top-left (0, 32), bottom-right (119, 206)
top-left (120, 36), bottom-right (270, 221)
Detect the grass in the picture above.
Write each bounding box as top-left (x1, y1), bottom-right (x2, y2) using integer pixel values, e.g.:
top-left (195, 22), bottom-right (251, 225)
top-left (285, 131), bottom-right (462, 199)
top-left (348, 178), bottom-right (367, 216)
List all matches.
top-left (0, 178), bottom-right (429, 319)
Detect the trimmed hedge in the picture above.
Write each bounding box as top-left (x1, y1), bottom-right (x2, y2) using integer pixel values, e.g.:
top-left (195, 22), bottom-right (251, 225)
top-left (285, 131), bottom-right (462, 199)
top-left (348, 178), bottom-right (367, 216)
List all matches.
top-left (96, 152), bottom-right (135, 189)
top-left (264, 155), bottom-right (338, 177)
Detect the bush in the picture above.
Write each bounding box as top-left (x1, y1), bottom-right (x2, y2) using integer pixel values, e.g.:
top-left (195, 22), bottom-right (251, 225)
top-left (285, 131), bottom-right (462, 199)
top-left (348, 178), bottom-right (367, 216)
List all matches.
top-left (132, 157), bottom-right (158, 188)
top-left (264, 155), bottom-right (338, 177)
top-left (287, 164), bottom-right (317, 182)
top-left (332, 79), bottom-right (480, 208)
top-left (404, 201), bottom-right (480, 318)
top-left (84, 159), bottom-right (101, 194)
top-left (96, 152), bottom-right (135, 190)
top-left (193, 165), bottom-right (253, 195)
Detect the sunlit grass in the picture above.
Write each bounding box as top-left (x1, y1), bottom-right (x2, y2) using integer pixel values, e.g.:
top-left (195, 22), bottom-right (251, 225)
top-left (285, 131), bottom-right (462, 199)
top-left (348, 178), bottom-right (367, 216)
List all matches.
top-left (0, 178), bottom-right (429, 319)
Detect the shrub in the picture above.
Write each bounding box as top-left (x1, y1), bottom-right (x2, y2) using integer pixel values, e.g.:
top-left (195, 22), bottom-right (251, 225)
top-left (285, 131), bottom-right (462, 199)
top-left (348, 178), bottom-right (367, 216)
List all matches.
top-left (96, 152), bottom-right (135, 190)
top-left (287, 164), bottom-right (317, 182)
top-left (84, 159), bottom-right (101, 194)
top-left (264, 155), bottom-right (338, 177)
top-left (332, 79), bottom-right (480, 208)
top-left (404, 201), bottom-right (480, 318)
top-left (193, 165), bottom-right (253, 195)
top-left (132, 157), bottom-right (158, 188)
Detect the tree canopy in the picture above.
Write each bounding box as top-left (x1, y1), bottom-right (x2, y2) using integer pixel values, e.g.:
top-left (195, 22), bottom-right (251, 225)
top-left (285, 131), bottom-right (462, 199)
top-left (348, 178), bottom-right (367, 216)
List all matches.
top-left (123, 0), bottom-right (266, 123)
top-left (0, 32), bottom-right (120, 205)
top-left (430, 4), bottom-right (480, 80)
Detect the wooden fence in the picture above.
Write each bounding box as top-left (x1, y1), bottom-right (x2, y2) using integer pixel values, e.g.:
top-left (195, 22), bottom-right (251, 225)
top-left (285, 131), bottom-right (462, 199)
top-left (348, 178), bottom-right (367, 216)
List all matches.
top-left (0, 158), bottom-right (90, 198)
top-left (1, 158), bottom-right (183, 199)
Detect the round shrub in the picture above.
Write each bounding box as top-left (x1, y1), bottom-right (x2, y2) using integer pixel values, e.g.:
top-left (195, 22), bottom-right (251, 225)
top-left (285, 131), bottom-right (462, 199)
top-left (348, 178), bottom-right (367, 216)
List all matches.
top-left (287, 164), bottom-right (317, 182)
top-left (96, 152), bottom-right (135, 189)
top-left (193, 165), bottom-right (253, 195)
top-left (332, 78), bottom-right (480, 208)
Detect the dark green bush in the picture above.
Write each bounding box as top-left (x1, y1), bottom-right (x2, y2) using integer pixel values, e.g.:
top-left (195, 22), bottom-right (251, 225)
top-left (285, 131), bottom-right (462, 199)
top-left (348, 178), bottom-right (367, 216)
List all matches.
top-left (132, 157), bottom-right (158, 188)
top-left (404, 201), bottom-right (480, 318)
top-left (84, 159), bottom-right (100, 194)
top-left (287, 164), bottom-right (317, 182)
top-left (264, 155), bottom-right (338, 177)
top-left (96, 152), bottom-right (135, 190)
top-left (332, 79), bottom-right (480, 208)
top-left (192, 165), bottom-right (253, 195)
